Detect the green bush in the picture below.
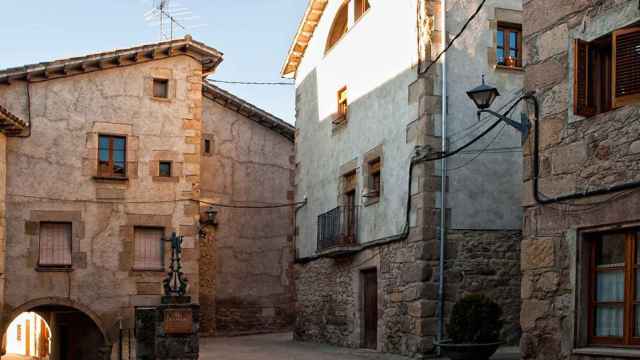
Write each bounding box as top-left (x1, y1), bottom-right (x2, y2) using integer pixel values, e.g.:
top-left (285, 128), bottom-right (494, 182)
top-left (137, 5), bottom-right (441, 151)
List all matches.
top-left (447, 294), bottom-right (503, 344)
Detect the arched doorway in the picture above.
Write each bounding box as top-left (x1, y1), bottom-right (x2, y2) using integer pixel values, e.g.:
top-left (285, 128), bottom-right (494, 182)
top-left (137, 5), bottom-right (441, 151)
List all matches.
top-left (2, 299), bottom-right (110, 360)
top-left (3, 311), bottom-right (51, 359)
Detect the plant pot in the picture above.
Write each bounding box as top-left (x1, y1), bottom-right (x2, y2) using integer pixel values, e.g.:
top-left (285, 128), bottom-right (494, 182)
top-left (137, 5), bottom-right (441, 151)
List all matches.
top-left (436, 340), bottom-right (503, 360)
top-left (504, 56), bottom-right (516, 67)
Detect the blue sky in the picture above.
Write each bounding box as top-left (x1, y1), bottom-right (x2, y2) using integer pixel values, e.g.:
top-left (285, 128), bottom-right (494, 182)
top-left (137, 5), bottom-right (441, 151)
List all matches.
top-left (0, 0), bottom-right (307, 124)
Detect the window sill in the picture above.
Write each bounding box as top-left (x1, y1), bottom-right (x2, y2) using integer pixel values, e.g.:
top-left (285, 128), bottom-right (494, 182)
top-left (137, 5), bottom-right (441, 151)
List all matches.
top-left (152, 176), bottom-right (179, 183)
top-left (332, 117), bottom-right (348, 134)
top-left (93, 176), bottom-right (129, 182)
top-left (36, 266), bottom-right (73, 272)
top-left (496, 64), bottom-right (524, 72)
top-left (332, 115), bottom-right (347, 125)
top-left (131, 268), bottom-right (165, 273)
top-left (573, 347), bottom-right (640, 358)
top-left (151, 96), bottom-right (171, 102)
top-left (363, 193), bottom-right (380, 207)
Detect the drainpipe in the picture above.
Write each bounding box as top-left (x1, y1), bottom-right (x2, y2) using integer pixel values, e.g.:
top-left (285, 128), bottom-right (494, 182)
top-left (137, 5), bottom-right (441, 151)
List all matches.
top-left (437, 0), bottom-right (448, 348)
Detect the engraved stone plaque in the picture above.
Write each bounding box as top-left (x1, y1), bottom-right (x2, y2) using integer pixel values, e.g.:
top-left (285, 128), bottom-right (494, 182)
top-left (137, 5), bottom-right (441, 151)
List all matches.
top-left (136, 282), bottom-right (161, 295)
top-left (164, 308), bottom-right (193, 334)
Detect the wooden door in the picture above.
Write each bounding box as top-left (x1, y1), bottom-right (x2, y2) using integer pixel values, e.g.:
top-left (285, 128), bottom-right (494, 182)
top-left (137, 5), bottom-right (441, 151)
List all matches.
top-left (362, 269), bottom-right (378, 349)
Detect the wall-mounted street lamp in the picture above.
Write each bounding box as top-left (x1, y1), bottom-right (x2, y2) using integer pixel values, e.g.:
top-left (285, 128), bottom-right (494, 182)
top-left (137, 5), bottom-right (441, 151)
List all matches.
top-left (466, 76), bottom-right (531, 141)
top-left (198, 206), bottom-right (218, 239)
top-left (204, 207), bottom-right (218, 226)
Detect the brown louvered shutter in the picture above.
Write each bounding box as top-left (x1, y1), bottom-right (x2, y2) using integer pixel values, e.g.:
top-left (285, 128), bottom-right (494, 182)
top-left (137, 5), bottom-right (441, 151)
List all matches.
top-left (613, 27), bottom-right (640, 108)
top-left (574, 39), bottom-right (595, 117)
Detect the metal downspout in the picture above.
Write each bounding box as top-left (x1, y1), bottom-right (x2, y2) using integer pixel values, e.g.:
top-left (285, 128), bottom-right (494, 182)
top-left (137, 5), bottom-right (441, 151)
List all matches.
top-left (437, 0), bottom-right (447, 347)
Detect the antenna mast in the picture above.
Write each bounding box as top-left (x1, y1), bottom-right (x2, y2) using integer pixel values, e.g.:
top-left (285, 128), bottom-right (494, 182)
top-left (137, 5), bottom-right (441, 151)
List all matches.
top-left (145, 0), bottom-right (205, 40)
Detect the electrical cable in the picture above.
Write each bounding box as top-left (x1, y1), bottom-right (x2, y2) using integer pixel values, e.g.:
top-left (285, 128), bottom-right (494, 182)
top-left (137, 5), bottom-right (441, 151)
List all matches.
top-left (425, 118), bottom-right (502, 161)
top-left (209, 79), bottom-right (295, 86)
top-left (446, 123), bottom-right (507, 172)
top-left (419, 0), bottom-right (487, 76)
top-left (447, 89), bottom-right (524, 146)
top-left (424, 91), bottom-right (524, 162)
top-left (8, 193), bottom-right (305, 209)
top-left (198, 199), bottom-right (306, 209)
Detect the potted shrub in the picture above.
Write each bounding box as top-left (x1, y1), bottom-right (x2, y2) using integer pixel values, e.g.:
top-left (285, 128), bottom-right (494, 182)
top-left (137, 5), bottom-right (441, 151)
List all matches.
top-left (437, 294), bottom-right (503, 360)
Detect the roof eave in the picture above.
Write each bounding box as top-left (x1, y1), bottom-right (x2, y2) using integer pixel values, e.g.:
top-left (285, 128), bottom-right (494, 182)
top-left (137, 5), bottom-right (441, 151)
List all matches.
top-left (202, 82), bottom-right (295, 141)
top-left (281, 0), bottom-right (328, 78)
top-left (0, 105), bottom-right (28, 136)
top-left (0, 36), bottom-right (224, 84)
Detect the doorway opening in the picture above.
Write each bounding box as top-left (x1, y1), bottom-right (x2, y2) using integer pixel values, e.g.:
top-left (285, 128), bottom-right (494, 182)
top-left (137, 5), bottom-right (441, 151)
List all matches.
top-left (2, 312), bottom-right (51, 359)
top-left (2, 304), bottom-right (107, 360)
top-left (361, 268), bottom-right (378, 350)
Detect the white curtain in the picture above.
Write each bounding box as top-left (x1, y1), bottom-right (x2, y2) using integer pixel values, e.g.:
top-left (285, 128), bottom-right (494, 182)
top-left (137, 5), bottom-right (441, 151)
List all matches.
top-left (595, 271), bottom-right (624, 337)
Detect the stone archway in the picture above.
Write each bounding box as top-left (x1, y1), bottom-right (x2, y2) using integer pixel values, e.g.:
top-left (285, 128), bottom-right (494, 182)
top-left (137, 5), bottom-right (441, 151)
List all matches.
top-left (2, 298), bottom-right (111, 360)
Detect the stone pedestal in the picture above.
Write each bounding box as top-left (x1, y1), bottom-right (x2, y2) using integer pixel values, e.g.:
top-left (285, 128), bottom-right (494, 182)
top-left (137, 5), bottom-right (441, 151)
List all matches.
top-left (136, 297), bottom-right (200, 359)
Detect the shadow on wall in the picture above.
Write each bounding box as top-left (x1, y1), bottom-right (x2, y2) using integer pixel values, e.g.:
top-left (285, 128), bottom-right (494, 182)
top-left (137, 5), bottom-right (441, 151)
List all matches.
top-left (293, 61), bottom-right (523, 353)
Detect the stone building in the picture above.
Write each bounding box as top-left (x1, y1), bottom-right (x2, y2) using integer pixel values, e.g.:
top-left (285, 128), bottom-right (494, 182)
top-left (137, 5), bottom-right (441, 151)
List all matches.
top-left (284, 0), bottom-right (523, 356)
top-left (0, 36), bottom-right (295, 359)
top-left (520, 1), bottom-right (640, 359)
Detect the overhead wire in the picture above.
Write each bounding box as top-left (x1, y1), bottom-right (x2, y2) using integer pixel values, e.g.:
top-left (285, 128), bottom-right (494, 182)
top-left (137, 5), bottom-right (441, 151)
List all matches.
top-left (447, 89), bottom-right (524, 146)
top-left (208, 79), bottom-right (295, 86)
top-left (8, 193), bottom-right (305, 209)
top-left (418, 0), bottom-right (487, 76)
top-left (447, 123), bottom-right (507, 172)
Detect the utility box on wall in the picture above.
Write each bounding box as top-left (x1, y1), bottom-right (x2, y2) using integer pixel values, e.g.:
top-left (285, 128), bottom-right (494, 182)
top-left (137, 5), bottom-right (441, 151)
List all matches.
top-left (135, 301), bottom-right (200, 359)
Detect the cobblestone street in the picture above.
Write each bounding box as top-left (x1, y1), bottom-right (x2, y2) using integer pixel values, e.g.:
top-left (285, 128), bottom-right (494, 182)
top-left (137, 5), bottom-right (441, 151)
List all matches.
top-left (200, 333), bottom-right (520, 360)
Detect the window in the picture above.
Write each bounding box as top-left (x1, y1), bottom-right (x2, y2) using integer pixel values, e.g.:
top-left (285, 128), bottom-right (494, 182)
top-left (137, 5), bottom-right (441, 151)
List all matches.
top-left (575, 26), bottom-right (640, 117)
top-left (39, 222), bottom-right (72, 268)
top-left (343, 171), bottom-right (357, 240)
top-left (159, 161), bottom-right (172, 177)
top-left (367, 158), bottom-right (381, 197)
top-left (204, 139), bottom-right (211, 154)
top-left (16, 325), bottom-right (21, 341)
top-left (586, 229), bottom-right (640, 346)
top-left (153, 78), bottom-right (169, 98)
top-left (355, 0), bottom-right (370, 21)
top-left (335, 86), bottom-right (348, 124)
top-left (98, 135), bottom-right (126, 178)
top-left (326, 2), bottom-right (349, 53)
top-left (497, 23), bottom-right (522, 68)
top-left (133, 227), bottom-right (164, 271)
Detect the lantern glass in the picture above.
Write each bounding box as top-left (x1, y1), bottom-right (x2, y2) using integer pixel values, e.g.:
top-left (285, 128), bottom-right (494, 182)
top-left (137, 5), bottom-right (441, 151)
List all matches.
top-left (466, 78), bottom-right (500, 110)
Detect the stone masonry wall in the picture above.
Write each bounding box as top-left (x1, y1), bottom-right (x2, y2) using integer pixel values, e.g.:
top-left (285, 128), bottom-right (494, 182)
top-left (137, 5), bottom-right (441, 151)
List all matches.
top-left (447, 230), bottom-right (522, 344)
top-left (0, 55), bottom-right (203, 351)
top-left (294, 237), bottom-right (442, 357)
top-left (199, 96), bottom-right (295, 336)
top-left (522, 1), bottom-right (640, 359)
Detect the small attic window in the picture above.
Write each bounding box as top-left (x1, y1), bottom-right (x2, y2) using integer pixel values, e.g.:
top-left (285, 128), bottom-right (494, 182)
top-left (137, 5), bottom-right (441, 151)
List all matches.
top-left (153, 78), bottom-right (169, 98)
top-left (325, 2), bottom-right (349, 53)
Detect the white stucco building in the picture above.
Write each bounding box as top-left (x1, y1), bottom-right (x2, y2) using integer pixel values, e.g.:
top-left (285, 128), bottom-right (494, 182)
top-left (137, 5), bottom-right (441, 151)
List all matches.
top-left (285, 0), bottom-right (525, 356)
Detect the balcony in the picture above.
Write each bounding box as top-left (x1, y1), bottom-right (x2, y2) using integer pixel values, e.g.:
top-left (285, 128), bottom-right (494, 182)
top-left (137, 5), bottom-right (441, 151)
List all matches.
top-left (317, 206), bottom-right (360, 257)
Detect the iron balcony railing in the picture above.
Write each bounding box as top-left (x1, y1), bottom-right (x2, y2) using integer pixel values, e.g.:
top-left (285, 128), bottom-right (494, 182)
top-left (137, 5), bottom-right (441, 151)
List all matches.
top-left (317, 205), bottom-right (359, 252)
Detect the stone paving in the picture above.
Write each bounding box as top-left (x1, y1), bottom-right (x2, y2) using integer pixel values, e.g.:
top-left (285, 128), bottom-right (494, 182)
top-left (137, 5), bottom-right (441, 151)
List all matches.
top-left (200, 332), bottom-right (520, 360)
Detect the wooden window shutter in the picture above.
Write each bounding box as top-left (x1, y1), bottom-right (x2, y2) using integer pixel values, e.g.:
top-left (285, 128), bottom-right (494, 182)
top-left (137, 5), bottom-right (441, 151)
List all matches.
top-left (326, 3), bottom-right (349, 52)
top-left (613, 27), bottom-right (640, 108)
top-left (574, 39), bottom-right (595, 117)
top-left (39, 222), bottom-right (72, 267)
top-left (134, 227), bottom-right (164, 270)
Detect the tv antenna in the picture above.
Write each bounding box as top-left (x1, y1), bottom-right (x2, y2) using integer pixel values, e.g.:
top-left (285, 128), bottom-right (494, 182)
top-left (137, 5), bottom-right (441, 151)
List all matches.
top-left (144, 0), bottom-right (207, 40)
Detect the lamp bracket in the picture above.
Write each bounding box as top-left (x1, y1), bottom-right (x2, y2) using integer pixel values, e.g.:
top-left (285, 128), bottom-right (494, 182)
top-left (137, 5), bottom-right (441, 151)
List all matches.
top-left (478, 109), bottom-right (530, 144)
